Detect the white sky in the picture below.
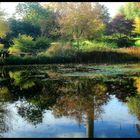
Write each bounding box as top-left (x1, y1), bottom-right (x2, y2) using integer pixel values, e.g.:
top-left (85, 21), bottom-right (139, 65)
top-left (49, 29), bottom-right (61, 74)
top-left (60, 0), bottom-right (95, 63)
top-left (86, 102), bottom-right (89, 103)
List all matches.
top-left (0, 2), bottom-right (125, 18)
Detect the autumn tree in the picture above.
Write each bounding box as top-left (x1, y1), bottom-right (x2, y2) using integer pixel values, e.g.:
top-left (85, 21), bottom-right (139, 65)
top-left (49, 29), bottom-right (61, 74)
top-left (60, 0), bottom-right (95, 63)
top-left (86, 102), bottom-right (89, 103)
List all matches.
top-left (132, 17), bottom-right (140, 47)
top-left (51, 2), bottom-right (105, 49)
top-left (134, 2), bottom-right (140, 9)
top-left (132, 17), bottom-right (140, 35)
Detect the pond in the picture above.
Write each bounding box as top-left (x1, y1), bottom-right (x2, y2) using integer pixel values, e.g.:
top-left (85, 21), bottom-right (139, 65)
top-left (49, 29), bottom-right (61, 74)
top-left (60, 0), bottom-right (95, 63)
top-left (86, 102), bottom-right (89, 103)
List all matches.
top-left (1, 64), bottom-right (140, 138)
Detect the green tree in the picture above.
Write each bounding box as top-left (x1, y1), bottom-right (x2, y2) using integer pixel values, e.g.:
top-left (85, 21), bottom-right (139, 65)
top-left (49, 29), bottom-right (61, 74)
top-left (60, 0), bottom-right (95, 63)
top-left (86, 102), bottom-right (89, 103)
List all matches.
top-left (0, 18), bottom-right (41, 49)
top-left (127, 94), bottom-right (140, 120)
top-left (0, 4), bottom-right (9, 38)
top-left (95, 3), bottom-right (110, 25)
top-left (8, 18), bottom-right (41, 38)
top-left (34, 36), bottom-right (51, 52)
top-left (118, 3), bottom-right (140, 19)
top-left (16, 2), bottom-right (60, 39)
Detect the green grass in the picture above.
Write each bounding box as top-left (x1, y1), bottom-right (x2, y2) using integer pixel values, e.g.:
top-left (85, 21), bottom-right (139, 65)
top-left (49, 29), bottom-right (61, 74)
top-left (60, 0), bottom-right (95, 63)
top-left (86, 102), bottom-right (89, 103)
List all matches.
top-left (72, 40), bottom-right (117, 51)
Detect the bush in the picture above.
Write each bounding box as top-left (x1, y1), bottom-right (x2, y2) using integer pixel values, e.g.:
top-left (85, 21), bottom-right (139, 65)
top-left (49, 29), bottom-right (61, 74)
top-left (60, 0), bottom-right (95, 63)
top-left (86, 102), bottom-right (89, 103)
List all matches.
top-left (116, 37), bottom-right (134, 48)
top-left (135, 40), bottom-right (140, 47)
top-left (39, 42), bottom-right (77, 58)
top-left (75, 40), bottom-right (117, 52)
top-left (40, 42), bottom-right (62, 56)
top-left (34, 37), bottom-right (51, 52)
top-left (102, 36), bottom-right (134, 48)
top-left (8, 34), bottom-right (34, 54)
top-left (0, 44), bottom-right (4, 49)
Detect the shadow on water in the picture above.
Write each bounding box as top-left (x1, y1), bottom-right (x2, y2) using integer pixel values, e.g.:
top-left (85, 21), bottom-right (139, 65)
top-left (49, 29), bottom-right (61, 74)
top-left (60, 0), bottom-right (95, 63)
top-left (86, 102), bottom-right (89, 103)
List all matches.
top-left (0, 64), bottom-right (140, 137)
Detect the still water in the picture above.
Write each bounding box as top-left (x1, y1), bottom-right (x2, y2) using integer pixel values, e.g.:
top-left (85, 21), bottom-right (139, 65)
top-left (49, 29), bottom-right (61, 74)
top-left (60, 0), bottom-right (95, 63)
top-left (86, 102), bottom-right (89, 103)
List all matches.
top-left (1, 64), bottom-right (140, 138)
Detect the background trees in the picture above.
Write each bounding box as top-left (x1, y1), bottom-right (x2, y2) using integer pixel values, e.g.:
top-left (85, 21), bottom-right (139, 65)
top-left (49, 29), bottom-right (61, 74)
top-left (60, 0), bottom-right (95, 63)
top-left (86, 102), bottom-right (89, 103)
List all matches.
top-left (133, 17), bottom-right (140, 35)
top-left (1, 2), bottom-right (140, 62)
top-left (16, 2), bottom-right (60, 39)
top-left (0, 4), bottom-right (9, 38)
top-left (50, 2), bottom-right (105, 49)
top-left (118, 3), bottom-right (140, 19)
top-left (105, 15), bottom-right (134, 47)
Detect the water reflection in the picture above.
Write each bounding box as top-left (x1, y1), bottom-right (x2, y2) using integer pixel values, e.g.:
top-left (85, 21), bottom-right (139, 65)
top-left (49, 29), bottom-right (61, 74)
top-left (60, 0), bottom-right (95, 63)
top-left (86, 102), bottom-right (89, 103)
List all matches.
top-left (0, 65), bottom-right (140, 137)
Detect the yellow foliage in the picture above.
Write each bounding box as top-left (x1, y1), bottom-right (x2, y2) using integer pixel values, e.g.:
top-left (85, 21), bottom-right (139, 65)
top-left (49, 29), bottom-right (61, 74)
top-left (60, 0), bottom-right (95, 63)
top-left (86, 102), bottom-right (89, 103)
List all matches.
top-left (46, 42), bottom-right (72, 56)
top-left (119, 47), bottom-right (140, 57)
top-left (46, 42), bottom-right (62, 56)
top-left (8, 47), bottom-right (21, 54)
top-left (136, 2), bottom-right (140, 8)
top-left (133, 77), bottom-right (140, 93)
top-left (132, 17), bottom-right (140, 34)
top-left (0, 44), bottom-right (4, 49)
top-left (0, 87), bottom-right (11, 101)
top-left (0, 20), bottom-right (9, 38)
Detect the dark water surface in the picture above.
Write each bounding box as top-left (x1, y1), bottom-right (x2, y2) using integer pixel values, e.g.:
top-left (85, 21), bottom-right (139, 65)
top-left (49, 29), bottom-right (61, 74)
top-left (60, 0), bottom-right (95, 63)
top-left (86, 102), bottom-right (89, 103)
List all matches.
top-left (1, 64), bottom-right (140, 138)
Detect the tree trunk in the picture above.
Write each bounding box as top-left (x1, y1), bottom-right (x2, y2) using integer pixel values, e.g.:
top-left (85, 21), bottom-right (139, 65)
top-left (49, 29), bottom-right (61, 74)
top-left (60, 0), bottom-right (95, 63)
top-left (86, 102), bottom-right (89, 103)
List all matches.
top-left (86, 114), bottom-right (93, 138)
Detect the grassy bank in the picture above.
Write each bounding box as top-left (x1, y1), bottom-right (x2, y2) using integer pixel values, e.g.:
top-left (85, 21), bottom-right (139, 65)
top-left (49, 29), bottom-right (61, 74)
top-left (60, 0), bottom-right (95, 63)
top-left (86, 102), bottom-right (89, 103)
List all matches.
top-left (1, 47), bottom-right (140, 65)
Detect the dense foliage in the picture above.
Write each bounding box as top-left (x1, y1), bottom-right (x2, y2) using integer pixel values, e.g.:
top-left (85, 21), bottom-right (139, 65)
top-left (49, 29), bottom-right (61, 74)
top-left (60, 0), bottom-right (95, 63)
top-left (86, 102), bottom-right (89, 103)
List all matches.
top-left (0, 2), bottom-right (140, 64)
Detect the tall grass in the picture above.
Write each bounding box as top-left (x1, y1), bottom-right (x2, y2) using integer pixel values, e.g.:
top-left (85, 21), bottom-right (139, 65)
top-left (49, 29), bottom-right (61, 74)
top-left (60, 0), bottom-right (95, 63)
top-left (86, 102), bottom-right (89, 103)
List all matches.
top-left (3, 47), bottom-right (140, 65)
top-left (73, 40), bottom-right (117, 52)
top-left (119, 47), bottom-right (140, 57)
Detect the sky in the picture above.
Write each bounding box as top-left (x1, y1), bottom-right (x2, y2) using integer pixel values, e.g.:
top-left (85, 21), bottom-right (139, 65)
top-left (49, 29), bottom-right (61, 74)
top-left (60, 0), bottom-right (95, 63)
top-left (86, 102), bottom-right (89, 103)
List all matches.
top-left (0, 2), bottom-right (125, 18)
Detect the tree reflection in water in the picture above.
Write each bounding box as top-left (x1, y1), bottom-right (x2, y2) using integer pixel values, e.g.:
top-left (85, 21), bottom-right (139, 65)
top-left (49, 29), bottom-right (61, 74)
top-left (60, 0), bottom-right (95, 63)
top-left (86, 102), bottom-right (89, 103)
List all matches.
top-left (0, 87), bottom-right (12, 137)
top-left (0, 65), bottom-right (139, 137)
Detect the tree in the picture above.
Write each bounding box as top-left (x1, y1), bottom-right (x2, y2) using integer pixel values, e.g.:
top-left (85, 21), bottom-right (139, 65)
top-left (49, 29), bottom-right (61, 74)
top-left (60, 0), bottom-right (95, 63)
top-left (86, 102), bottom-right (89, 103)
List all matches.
top-left (127, 94), bottom-right (140, 120)
top-left (7, 18), bottom-right (41, 38)
top-left (106, 15), bottom-right (133, 37)
top-left (0, 20), bottom-right (9, 38)
top-left (0, 18), bottom-right (41, 48)
top-left (132, 17), bottom-right (140, 47)
top-left (15, 2), bottom-right (60, 39)
top-left (52, 2), bottom-right (105, 49)
top-left (0, 4), bottom-right (9, 38)
top-left (136, 2), bottom-right (140, 8)
top-left (118, 3), bottom-right (140, 19)
top-left (132, 17), bottom-right (140, 34)
top-left (94, 3), bottom-right (110, 25)
top-left (105, 14), bottom-right (134, 47)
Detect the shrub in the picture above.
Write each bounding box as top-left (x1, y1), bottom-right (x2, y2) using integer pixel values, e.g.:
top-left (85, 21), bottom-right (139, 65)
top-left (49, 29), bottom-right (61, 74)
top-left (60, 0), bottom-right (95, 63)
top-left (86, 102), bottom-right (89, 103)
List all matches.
top-left (135, 40), bottom-right (140, 47)
top-left (76, 40), bottom-right (117, 52)
top-left (34, 37), bottom-right (51, 52)
top-left (116, 37), bottom-right (134, 48)
top-left (0, 44), bottom-right (4, 49)
top-left (42, 42), bottom-right (62, 56)
top-left (8, 34), bottom-right (34, 54)
top-left (39, 42), bottom-right (77, 58)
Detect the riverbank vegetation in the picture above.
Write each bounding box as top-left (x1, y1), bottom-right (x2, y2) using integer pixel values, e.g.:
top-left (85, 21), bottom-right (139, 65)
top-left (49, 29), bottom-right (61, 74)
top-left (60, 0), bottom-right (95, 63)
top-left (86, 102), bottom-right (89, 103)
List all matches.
top-left (0, 2), bottom-right (140, 65)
